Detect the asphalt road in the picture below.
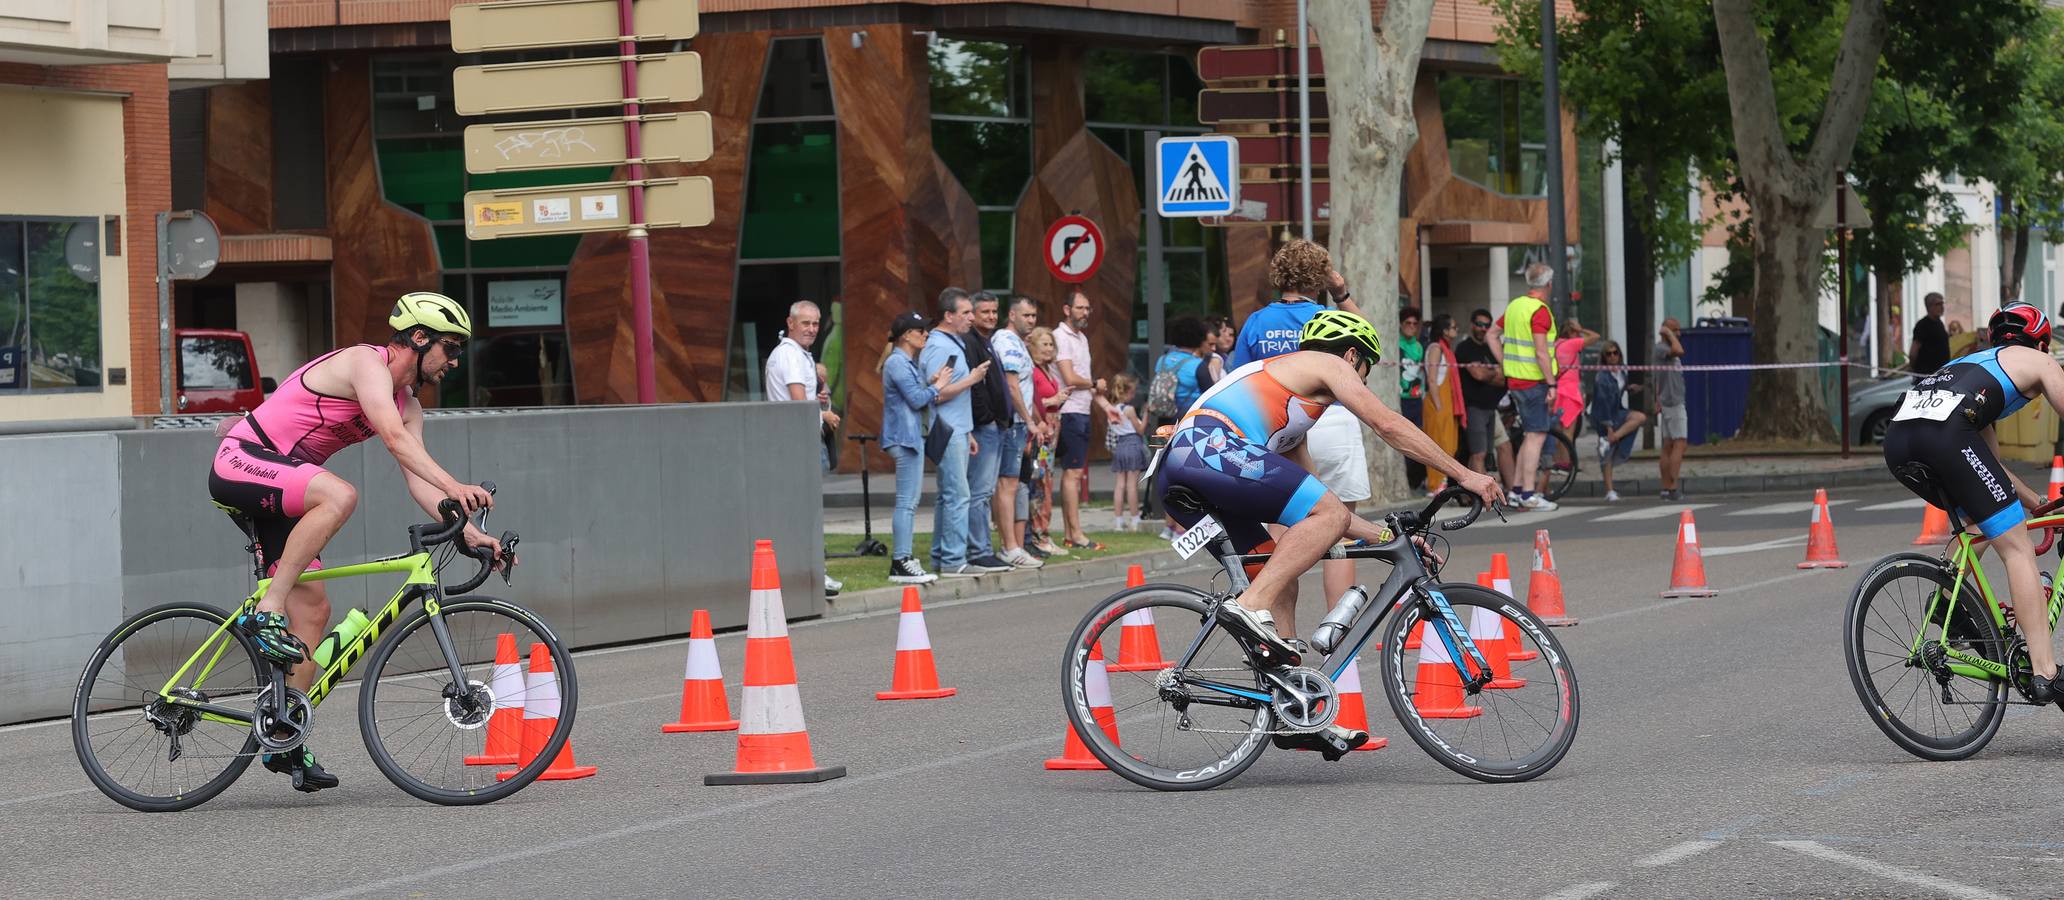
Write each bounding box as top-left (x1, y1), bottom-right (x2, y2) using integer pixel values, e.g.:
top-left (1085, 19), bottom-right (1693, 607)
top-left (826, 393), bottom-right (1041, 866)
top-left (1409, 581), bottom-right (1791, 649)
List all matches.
top-left (7, 481), bottom-right (2064, 899)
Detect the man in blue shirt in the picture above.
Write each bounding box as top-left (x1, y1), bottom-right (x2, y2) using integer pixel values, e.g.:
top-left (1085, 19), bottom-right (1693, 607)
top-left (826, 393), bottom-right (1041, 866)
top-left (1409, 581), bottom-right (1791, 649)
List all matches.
top-left (919, 290), bottom-right (1002, 577)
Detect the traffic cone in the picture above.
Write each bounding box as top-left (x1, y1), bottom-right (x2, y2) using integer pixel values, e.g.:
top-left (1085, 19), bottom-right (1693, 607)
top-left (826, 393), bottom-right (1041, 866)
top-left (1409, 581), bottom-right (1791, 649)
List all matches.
top-left (1299, 656), bottom-right (1388, 752)
top-left (497, 642), bottom-right (596, 781)
top-left (1410, 614), bottom-right (1483, 719)
top-left (707, 540), bottom-right (847, 785)
top-left (463, 632), bottom-right (524, 766)
top-left (1405, 620), bottom-right (1423, 650)
top-left (1526, 530), bottom-right (1578, 626)
top-left (1107, 565), bottom-right (1172, 673)
top-left (1913, 504), bottom-right (1953, 545)
top-left (662, 609), bottom-right (738, 732)
top-left (1661, 509), bottom-right (1718, 598)
top-left (1046, 641), bottom-right (1118, 770)
top-left (877, 588), bottom-right (956, 700)
top-left (1473, 572), bottom-right (1526, 688)
top-left (1798, 488), bottom-right (1849, 570)
top-left (1489, 553), bottom-right (1515, 597)
top-left (2049, 456), bottom-right (2063, 501)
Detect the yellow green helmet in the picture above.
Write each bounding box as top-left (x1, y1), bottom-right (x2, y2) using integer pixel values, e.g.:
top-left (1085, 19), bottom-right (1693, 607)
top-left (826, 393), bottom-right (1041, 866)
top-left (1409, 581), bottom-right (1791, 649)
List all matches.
top-left (389, 291), bottom-right (472, 339)
top-left (1299, 309), bottom-right (1381, 363)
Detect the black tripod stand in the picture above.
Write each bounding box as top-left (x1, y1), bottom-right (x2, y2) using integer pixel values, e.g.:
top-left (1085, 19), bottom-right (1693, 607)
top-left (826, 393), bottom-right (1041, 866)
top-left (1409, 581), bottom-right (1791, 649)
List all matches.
top-left (828, 433), bottom-right (888, 558)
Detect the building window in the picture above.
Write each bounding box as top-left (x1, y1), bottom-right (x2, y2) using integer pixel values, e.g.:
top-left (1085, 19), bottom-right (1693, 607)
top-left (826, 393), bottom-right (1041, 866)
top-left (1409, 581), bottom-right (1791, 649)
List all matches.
top-left (0, 218), bottom-right (103, 393)
top-left (1438, 72), bottom-right (1548, 198)
top-left (730, 38), bottom-right (843, 403)
top-left (931, 38), bottom-right (1031, 292)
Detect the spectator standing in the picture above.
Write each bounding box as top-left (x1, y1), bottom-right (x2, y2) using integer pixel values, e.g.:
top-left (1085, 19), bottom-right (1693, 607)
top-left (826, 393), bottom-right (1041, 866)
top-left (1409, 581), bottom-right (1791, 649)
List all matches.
top-left (1100, 373), bottom-right (1148, 531)
top-left (1398, 306), bottom-right (1426, 489)
top-left (1654, 317), bottom-right (1690, 501)
top-left (1490, 263), bottom-right (1561, 511)
top-left (1149, 317), bottom-right (1210, 429)
top-left (1551, 314), bottom-right (1602, 469)
top-left (763, 300), bottom-right (843, 594)
top-left (1054, 291), bottom-right (1105, 551)
top-left (1421, 314), bottom-right (1465, 494)
top-left (1909, 291), bottom-right (1950, 378)
top-left (1455, 308), bottom-right (1512, 479)
top-left (960, 291), bottom-right (1014, 572)
top-left (1027, 326), bottom-right (1066, 557)
top-left (919, 291), bottom-right (1001, 577)
top-left (988, 295), bottom-right (1045, 569)
top-left (1203, 316), bottom-right (1234, 389)
top-left (1588, 340), bottom-right (1647, 503)
top-left (879, 311), bottom-right (975, 584)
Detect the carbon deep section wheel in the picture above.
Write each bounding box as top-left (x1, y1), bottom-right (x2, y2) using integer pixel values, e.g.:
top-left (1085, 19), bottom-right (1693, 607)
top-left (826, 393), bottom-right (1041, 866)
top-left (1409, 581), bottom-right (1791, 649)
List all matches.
top-left (73, 603), bottom-right (266, 812)
top-left (1844, 555), bottom-right (2007, 761)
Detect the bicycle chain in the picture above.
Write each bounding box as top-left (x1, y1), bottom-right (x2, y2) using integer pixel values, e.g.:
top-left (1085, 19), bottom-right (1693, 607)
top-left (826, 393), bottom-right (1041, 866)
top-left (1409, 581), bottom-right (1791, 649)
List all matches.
top-left (1162, 667), bottom-right (1331, 736)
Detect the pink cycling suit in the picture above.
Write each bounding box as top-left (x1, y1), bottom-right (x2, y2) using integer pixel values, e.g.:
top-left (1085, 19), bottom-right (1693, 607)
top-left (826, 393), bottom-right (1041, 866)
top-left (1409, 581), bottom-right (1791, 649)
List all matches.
top-left (208, 345), bottom-right (408, 569)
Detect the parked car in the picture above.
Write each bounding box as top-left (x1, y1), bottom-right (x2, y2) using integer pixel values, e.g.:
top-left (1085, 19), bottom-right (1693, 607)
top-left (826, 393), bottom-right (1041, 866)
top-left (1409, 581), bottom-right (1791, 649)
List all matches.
top-left (1849, 374), bottom-right (1910, 446)
top-left (175, 329), bottom-right (273, 413)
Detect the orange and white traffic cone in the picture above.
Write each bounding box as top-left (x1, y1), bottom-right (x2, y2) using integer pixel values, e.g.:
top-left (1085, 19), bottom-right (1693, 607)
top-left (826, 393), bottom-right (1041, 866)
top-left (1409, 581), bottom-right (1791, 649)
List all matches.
top-left (1661, 509), bottom-right (1718, 598)
top-left (1046, 642), bottom-right (1118, 770)
top-left (1410, 615), bottom-right (1483, 719)
top-left (1472, 572), bottom-right (1525, 688)
top-left (1798, 488), bottom-right (1849, 570)
top-left (706, 540), bottom-right (847, 785)
top-left (1526, 529), bottom-right (1578, 626)
top-left (662, 609), bottom-right (738, 732)
top-left (1489, 552), bottom-right (1516, 597)
top-left (2049, 456), bottom-right (2063, 501)
top-left (497, 642), bottom-right (596, 781)
top-left (1301, 656), bottom-right (1387, 752)
top-left (877, 588), bottom-right (956, 700)
top-left (1482, 565), bottom-right (1540, 663)
top-left (464, 632), bottom-right (523, 766)
top-left (1107, 565), bottom-right (1171, 673)
top-left (1914, 504), bottom-right (1953, 545)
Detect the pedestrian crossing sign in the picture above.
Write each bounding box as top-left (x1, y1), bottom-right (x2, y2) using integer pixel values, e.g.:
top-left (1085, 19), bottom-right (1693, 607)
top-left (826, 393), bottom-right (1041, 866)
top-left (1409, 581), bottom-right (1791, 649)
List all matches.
top-left (1156, 135), bottom-right (1239, 217)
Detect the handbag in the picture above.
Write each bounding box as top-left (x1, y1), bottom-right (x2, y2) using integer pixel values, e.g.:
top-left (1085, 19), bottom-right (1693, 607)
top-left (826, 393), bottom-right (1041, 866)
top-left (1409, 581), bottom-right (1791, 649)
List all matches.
top-left (924, 417), bottom-right (954, 465)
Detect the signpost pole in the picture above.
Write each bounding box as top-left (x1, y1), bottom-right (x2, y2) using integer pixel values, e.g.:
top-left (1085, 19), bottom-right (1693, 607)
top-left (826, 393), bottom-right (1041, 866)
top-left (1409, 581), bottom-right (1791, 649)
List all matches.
top-left (1296, 0), bottom-right (1313, 241)
top-left (157, 212), bottom-right (172, 416)
top-left (1541, 0), bottom-right (1569, 318)
top-left (619, 0), bottom-right (656, 403)
top-left (1838, 171), bottom-right (1851, 459)
top-left (1146, 131), bottom-right (1166, 378)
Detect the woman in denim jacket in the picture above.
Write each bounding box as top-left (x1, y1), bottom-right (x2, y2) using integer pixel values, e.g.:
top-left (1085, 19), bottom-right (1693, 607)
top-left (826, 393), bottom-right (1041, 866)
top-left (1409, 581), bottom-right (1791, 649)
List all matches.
top-left (1587, 340), bottom-right (1648, 502)
top-left (880, 311), bottom-right (986, 583)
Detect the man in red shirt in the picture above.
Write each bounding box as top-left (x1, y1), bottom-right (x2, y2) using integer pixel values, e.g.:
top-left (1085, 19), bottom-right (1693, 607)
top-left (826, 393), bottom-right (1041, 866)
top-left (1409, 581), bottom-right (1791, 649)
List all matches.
top-left (1489, 264), bottom-right (1560, 510)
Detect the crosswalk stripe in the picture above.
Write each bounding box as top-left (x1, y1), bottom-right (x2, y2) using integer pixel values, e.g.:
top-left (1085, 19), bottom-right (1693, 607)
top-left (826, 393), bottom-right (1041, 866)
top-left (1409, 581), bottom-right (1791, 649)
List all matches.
top-left (1727, 499), bottom-right (1855, 517)
top-left (1591, 503), bottom-right (1718, 522)
top-left (1860, 498), bottom-right (1927, 511)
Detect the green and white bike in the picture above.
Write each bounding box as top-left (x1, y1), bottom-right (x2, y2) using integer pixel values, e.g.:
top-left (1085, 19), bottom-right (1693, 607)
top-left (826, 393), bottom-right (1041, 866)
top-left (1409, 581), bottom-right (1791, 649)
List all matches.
top-left (71, 483), bottom-right (573, 810)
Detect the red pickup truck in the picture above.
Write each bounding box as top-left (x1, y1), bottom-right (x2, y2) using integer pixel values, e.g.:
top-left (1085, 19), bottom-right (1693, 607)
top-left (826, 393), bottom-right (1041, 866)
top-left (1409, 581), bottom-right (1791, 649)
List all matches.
top-left (175, 329), bottom-right (275, 413)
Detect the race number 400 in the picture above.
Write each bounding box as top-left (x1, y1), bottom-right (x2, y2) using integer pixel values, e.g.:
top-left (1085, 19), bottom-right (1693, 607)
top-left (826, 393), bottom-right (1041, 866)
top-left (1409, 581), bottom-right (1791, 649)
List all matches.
top-left (1892, 389), bottom-right (1965, 423)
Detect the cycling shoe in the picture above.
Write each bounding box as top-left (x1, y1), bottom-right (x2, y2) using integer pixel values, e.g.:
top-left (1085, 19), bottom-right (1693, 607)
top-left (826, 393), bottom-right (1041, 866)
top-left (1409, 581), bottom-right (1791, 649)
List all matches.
top-left (1215, 600), bottom-right (1301, 665)
top-left (234, 611), bottom-right (308, 667)
top-left (2032, 668), bottom-right (2064, 710)
top-left (1273, 724), bottom-right (1371, 761)
top-left (263, 746), bottom-right (340, 793)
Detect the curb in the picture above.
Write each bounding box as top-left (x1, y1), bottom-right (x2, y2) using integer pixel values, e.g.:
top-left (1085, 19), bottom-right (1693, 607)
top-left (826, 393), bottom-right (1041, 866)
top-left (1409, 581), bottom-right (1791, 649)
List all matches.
top-left (825, 487), bottom-right (1115, 509)
top-left (825, 548), bottom-right (1211, 616)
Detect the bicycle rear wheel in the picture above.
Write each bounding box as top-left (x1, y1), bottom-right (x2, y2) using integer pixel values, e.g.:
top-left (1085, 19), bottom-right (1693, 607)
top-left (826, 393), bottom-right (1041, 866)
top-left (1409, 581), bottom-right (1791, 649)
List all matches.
top-left (1377, 584), bottom-right (1579, 782)
top-left (1539, 430), bottom-right (1578, 501)
top-left (1061, 584), bottom-right (1273, 791)
top-left (357, 597), bottom-right (577, 805)
top-left (1844, 555), bottom-right (2007, 761)
top-left (72, 603), bottom-right (264, 812)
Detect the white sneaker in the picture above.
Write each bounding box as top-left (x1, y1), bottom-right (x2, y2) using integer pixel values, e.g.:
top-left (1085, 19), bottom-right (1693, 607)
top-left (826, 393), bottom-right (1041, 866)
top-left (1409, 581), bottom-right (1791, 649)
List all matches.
top-left (824, 574), bottom-right (844, 593)
top-left (1604, 490), bottom-right (1622, 503)
top-left (888, 558), bottom-right (938, 584)
top-left (1004, 547), bottom-right (1044, 569)
top-left (1521, 493), bottom-right (1558, 511)
top-left (1595, 435), bottom-right (1611, 467)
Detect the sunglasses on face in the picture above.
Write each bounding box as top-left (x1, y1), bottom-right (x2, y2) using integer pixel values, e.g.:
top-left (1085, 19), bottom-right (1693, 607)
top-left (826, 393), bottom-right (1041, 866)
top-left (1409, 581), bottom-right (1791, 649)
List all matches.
top-left (437, 339), bottom-right (466, 359)
top-left (1472, 321), bottom-right (1491, 329)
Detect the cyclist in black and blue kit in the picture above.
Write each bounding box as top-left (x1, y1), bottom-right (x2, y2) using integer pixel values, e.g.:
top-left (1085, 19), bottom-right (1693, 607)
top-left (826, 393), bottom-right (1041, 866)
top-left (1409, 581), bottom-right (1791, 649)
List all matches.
top-left (1884, 303), bottom-right (2064, 702)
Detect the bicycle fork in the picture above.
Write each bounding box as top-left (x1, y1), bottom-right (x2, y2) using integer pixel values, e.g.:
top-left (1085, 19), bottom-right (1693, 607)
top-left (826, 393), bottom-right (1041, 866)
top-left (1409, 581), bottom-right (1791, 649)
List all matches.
top-left (1415, 582), bottom-right (1496, 694)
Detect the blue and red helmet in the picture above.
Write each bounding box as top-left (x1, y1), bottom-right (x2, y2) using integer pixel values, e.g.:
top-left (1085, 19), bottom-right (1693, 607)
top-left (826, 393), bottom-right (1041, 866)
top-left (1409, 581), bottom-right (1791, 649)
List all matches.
top-left (1989, 303), bottom-right (2052, 352)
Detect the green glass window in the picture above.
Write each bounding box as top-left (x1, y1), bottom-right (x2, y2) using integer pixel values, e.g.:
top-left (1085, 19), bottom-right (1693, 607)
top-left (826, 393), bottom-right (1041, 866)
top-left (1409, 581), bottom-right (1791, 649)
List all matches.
top-left (0, 218), bottom-right (102, 392)
top-left (1085, 50), bottom-right (1167, 125)
top-left (758, 38), bottom-right (836, 118)
top-left (930, 120), bottom-right (1032, 209)
top-left (1438, 73), bottom-right (1548, 197)
top-left (740, 122), bottom-right (840, 260)
top-left (979, 210), bottom-right (1014, 291)
top-left (930, 39), bottom-right (1028, 119)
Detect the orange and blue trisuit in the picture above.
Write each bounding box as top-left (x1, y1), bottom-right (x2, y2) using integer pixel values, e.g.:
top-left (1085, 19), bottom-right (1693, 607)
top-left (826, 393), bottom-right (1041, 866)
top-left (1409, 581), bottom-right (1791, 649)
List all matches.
top-left (1155, 358), bottom-right (1338, 551)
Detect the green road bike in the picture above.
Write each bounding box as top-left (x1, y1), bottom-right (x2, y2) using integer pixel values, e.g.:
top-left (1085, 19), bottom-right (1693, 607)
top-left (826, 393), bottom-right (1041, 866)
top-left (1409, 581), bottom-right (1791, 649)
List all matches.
top-left (1843, 463), bottom-right (2064, 761)
top-left (71, 483), bottom-right (574, 811)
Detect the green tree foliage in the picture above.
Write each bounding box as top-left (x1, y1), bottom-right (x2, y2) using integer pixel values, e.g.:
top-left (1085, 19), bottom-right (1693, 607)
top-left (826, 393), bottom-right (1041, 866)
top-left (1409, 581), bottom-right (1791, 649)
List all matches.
top-left (1970, 8), bottom-right (2064, 301)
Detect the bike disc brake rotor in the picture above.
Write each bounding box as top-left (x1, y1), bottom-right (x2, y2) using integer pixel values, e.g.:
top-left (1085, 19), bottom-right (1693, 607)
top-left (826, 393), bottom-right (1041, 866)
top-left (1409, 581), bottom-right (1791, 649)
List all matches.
top-left (253, 684), bottom-right (313, 753)
top-left (443, 679), bottom-right (495, 730)
top-left (1267, 666), bottom-right (1339, 733)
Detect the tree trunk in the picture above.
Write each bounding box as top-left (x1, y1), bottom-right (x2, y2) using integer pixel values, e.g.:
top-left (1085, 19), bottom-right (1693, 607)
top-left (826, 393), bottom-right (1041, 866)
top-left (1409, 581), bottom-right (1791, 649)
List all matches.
top-left (1741, 203), bottom-right (1836, 439)
top-left (2001, 206), bottom-right (2031, 303)
top-left (1872, 262), bottom-right (1901, 371)
top-left (1310, 0), bottom-right (1436, 503)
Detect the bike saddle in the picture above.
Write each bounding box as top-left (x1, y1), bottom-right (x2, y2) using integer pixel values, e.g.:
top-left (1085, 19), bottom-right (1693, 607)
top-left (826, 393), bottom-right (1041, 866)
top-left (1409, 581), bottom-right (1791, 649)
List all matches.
top-left (1892, 462), bottom-right (1959, 521)
top-left (1162, 486), bottom-right (1215, 518)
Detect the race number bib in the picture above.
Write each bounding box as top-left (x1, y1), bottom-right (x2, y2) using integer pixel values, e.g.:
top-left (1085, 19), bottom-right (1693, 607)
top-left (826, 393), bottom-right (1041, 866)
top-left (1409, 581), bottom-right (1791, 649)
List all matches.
top-left (1170, 515), bottom-right (1227, 559)
top-left (1892, 389), bottom-right (1965, 423)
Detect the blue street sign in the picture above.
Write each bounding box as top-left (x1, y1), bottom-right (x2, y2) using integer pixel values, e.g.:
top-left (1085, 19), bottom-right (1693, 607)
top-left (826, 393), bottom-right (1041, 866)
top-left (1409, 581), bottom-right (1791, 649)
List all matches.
top-left (1156, 135), bottom-right (1239, 218)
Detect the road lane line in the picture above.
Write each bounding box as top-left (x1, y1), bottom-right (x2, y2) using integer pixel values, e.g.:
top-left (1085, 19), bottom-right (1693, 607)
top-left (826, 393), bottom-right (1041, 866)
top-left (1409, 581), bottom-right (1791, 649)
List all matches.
top-left (1727, 500), bottom-right (1853, 517)
top-left (1591, 504), bottom-right (1718, 523)
top-left (1538, 882), bottom-right (1615, 900)
top-left (1702, 535), bottom-right (1806, 558)
top-left (1797, 772), bottom-right (1876, 797)
top-left (1769, 841), bottom-right (2008, 900)
top-left (1636, 840), bottom-right (1719, 867)
top-left (1584, 571), bottom-right (1820, 624)
top-left (0, 787), bottom-right (95, 808)
top-left (1861, 498), bottom-right (1928, 511)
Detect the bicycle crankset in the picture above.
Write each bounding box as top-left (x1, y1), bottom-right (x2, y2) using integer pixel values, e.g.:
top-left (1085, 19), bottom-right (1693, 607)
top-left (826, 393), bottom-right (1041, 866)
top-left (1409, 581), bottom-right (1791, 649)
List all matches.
top-left (253, 683), bottom-right (313, 753)
top-left (1263, 666), bottom-right (1339, 733)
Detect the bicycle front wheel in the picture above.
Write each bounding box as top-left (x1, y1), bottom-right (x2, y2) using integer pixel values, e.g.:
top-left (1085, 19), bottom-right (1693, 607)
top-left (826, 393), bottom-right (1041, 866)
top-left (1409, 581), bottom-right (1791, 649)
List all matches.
top-left (358, 596), bottom-right (578, 805)
top-left (72, 603), bottom-right (264, 812)
top-left (1844, 555), bottom-right (2007, 761)
top-left (1061, 584), bottom-right (1273, 791)
top-left (1539, 430), bottom-right (1579, 501)
top-left (1377, 584), bottom-right (1579, 782)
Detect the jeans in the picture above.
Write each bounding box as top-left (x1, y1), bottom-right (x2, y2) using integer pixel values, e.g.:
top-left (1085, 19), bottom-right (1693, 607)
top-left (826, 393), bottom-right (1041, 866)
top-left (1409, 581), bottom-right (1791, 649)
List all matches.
top-left (929, 430), bottom-right (971, 570)
top-left (1512, 383), bottom-right (1553, 433)
top-left (1400, 395), bottom-right (1426, 488)
top-left (965, 422), bottom-right (1002, 558)
top-left (887, 445), bottom-right (924, 560)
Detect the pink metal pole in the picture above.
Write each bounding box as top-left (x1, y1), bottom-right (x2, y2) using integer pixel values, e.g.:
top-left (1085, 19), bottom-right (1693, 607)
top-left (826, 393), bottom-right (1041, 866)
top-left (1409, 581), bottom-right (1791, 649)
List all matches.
top-left (619, 0), bottom-right (656, 403)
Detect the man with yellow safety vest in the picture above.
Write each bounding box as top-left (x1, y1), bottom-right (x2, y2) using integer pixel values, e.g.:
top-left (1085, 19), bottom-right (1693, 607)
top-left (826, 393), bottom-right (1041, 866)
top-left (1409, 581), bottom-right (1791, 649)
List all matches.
top-left (1489, 262), bottom-right (1560, 511)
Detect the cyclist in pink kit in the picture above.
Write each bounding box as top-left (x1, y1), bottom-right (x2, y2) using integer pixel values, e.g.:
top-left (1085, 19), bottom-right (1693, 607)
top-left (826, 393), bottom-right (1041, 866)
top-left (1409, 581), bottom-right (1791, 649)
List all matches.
top-left (207, 291), bottom-right (500, 790)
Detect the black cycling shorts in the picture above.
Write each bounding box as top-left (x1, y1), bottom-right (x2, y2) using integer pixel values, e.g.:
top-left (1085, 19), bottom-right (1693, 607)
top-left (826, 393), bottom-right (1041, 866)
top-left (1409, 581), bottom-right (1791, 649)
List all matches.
top-left (1882, 422), bottom-right (2024, 539)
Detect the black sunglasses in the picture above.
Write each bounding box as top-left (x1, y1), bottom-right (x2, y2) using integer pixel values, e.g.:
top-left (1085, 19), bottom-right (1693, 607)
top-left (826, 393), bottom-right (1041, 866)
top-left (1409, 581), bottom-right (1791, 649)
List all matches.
top-left (437, 338), bottom-right (466, 359)
top-left (1471, 320), bottom-right (1492, 328)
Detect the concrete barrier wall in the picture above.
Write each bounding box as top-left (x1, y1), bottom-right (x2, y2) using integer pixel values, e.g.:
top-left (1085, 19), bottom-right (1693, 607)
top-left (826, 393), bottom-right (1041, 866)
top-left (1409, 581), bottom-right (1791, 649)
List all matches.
top-left (1, 403), bottom-right (824, 724)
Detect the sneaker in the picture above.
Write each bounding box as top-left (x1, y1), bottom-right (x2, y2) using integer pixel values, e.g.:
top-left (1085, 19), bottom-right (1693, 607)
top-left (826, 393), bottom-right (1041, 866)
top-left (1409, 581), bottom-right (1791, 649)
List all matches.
top-left (1003, 547), bottom-right (1044, 569)
top-left (1157, 527), bottom-right (1177, 541)
top-left (1026, 542), bottom-right (1051, 560)
top-left (1595, 435), bottom-right (1611, 467)
top-left (1661, 488), bottom-right (1684, 502)
top-left (1521, 493), bottom-right (1558, 512)
top-left (941, 564), bottom-right (984, 578)
top-left (1039, 539), bottom-right (1070, 558)
top-left (888, 558), bottom-right (937, 585)
top-left (1214, 599), bottom-right (1300, 664)
top-left (1506, 490), bottom-right (1526, 507)
top-left (823, 574), bottom-right (843, 597)
top-left (234, 611), bottom-right (308, 667)
top-left (1604, 490), bottom-right (1622, 503)
top-left (262, 746), bottom-right (340, 793)
top-left (967, 554), bottom-right (1014, 573)
top-left (1272, 724), bottom-right (1372, 761)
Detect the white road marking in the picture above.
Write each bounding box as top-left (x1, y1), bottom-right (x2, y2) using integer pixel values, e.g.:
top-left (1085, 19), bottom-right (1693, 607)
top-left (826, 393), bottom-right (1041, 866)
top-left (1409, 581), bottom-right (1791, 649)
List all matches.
top-left (1591, 503), bottom-right (1718, 522)
top-left (1769, 840), bottom-right (2008, 900)
top-left (1538, 883), bottom-right (1616, 900)
top-left (1702, 535), bottom-right (1806, 558)
top-left (1472, 505), bottom-right (1593, 528)
top-left (1717, 570), bottom-right (1822, 596)
top-left (1584, 570), bottom-right (1821, 623)
top-left (1861, 498), bottom-right (1928, 511)
top-left (1727, 499), bottom-right (1854, 517)
top-left (1637, 840), bottom-right (1720, 867)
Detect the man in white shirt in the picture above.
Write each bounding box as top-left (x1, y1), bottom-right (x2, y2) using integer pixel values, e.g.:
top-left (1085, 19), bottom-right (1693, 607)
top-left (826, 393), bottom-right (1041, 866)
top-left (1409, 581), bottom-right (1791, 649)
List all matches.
top-left (1054, 291), bottom-right (1104, 549)
top-left (989, 295), bottom-right (1047, 568)
top-left (763, 300), bottom-right (843, 595)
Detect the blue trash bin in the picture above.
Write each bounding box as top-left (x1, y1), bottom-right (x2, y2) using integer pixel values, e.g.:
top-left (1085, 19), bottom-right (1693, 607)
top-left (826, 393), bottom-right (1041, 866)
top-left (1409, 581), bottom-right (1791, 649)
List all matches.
top-left (1679, 320), bottom-right (1752, 445)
